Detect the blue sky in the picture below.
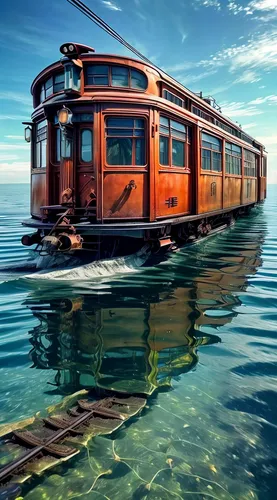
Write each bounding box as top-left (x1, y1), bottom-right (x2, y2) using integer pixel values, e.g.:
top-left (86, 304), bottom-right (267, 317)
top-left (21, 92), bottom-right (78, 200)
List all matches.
top-left (0, 0), bottom-right (276, 183)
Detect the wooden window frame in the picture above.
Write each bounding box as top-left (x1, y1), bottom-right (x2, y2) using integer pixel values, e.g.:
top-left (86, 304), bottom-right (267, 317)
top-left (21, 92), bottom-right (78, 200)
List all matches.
top-left (84, 64), bottom-right (148, 91)
top-left (225, 143), bottom-right (242, 176)
top-left (105, 117), bottom-right (147, 168)
top-left (201, 132), bottom-right (222, 174)
top-left (244, 149), bottom-right (257, 177)
top-left (159, 116), bottom-right (191, 172)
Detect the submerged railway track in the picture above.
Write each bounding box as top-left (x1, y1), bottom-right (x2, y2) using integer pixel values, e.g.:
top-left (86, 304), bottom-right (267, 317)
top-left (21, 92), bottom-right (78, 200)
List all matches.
top-left (0, 393), bottom-right (146, 499)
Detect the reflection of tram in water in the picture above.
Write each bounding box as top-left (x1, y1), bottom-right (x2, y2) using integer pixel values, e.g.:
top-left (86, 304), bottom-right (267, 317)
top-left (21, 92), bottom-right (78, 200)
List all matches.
top-left (21, 0), bottom-right (267, 265)
top-left (26, 237), bottom-right (262, 394)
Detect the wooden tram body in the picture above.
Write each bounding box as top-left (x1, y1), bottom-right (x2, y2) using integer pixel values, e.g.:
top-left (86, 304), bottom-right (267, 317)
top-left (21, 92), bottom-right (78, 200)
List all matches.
top-left (22, 42), bottom-right (267, 258)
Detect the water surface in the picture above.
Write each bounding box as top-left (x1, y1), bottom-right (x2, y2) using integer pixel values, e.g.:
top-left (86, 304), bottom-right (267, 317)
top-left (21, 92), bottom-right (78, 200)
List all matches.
top-left (0, 184), bottom-right (277, 500)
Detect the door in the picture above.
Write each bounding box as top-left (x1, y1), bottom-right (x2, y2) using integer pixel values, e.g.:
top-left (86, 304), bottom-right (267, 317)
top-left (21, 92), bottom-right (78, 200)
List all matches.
top-left (76, 124), bottom-right (97, 212)
top-left (102, 115), bottom-right (149, 220)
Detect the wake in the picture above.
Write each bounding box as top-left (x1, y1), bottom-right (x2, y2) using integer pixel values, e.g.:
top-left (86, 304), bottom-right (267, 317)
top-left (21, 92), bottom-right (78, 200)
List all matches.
top-left (24, 245), bottom-right (151, 281)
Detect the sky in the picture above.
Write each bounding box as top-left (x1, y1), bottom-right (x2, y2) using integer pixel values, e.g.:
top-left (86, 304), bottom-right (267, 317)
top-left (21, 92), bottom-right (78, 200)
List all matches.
top-left (0, 0), bottom-right (276, 184)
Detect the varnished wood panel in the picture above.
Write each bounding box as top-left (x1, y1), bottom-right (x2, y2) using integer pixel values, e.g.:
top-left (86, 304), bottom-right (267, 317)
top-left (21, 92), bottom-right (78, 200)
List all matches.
top-left (198, 174), bottom-right (222, 213)
top-left (103, 172), bottom-right (148, 219)
top-left (157, 172), bottom-right (191, 217)
top-left (224, 177), bottom-right (242, 208)
top-left (260, 177), bottom-right (267, 201)
top-left (31, 172), bottom-right (46, 217)
top-left (243, 178), bottom-right (257, 204)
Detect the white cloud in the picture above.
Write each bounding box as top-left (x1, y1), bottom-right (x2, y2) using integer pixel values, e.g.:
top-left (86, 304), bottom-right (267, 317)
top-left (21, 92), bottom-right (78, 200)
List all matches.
top-left (0, 161), bottom-right (29, 173)
top-left (249, 95), bottom-right (277, 104)
top-left (0, 115), bottom-right (29, 121)
top-left (0, 91), bottom-right (31, 108)
top-left (220, 101), bottom-right (264, 117)
top-left (249, 0), bottom-right (277, 12)
top-left (196, 0), bottom-right (221, 9)
top-left (0, 143), bottom-right (30, 151)
top-left (102, 1), bottom-right (122, 11)
top-left (0, 154), bottom-right (20, 161)
top-left (178, 70), bottom-right (218, 85)
top-left (240, 122), bottom-right (257, 129)
top-left (234, 70), bottom-right (261, 84)
top-left (4, 135), bottom-right (24, 140)
top-left (255, 134), bottom-right (277, 145)
top-left (201, 31), bottom-right (277, 73)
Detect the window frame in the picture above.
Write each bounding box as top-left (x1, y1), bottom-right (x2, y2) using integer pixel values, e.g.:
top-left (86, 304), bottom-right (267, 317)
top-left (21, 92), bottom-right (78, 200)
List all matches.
top-left (105, 116), bottom-right (147, 168)
top-left (201, 132), bottom-right (222, 173)
top-left (33, 119), bottom-right (47, 170)
top-left (80, 128), bottom-right (93, 164)
top-left (159, 115), bottom-right (191, 172)
top-left (244, 149), bottom-right (257, 177)
top-left (261, 156), bottom-right (267, 177)
top-left (225, 142), bottom-right (242, 176)
top-left (163, 89), bottom-right (185, 108)
top-left (84, 64), bottom-right (148, 91)
top-left (39, 72), bottom-right (65, 103)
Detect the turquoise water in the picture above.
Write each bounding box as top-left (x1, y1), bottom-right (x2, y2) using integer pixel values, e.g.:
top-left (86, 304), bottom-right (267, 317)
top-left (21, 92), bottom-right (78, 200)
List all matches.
top-left (0, 184), bottom-right (277, 499)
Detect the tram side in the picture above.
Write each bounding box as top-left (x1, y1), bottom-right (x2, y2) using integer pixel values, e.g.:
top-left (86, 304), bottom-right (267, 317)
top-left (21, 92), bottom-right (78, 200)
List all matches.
top-left (22, 45), bottom-right (267, 256)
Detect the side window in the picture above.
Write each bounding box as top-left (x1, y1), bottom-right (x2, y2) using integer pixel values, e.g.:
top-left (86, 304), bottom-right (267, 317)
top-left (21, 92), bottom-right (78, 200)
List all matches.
top-left (201, 132), bottom-right (222, 172)
top-left (244, 150), bottom-right (256, 177)
top-left (159, 116), bottom-right (190, 169)
top-left (106, 117), bottom-right (145, 166)
top-left (81, 129), bottom-right (93, 162)
top-left (225, 143), bottom-right (242, 175)
top-left (35, 120), bottom-right (47, 168)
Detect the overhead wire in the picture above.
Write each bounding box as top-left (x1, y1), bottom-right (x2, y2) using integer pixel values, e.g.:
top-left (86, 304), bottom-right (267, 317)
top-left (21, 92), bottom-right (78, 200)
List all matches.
top-left (66, 0), bottom-right (154, 66)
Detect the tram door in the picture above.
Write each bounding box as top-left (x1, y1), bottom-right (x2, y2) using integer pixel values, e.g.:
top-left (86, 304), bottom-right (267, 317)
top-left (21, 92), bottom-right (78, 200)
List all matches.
top-left (102, 116), bottom-right (149, 220)
top-left (76, 124), bottom-right (96, 212)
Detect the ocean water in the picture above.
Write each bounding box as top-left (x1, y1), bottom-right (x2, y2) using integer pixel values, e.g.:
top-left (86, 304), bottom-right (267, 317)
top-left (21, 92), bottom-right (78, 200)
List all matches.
top-left (0, 183), bottom-right (277, 500)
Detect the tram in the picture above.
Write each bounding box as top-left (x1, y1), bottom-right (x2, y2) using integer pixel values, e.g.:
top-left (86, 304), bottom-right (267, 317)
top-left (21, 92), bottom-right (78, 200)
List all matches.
top-left (21, 39), bottom-right (267, 262)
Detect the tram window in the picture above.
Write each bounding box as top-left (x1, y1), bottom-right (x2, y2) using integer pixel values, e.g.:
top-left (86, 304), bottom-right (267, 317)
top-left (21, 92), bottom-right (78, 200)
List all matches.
top-left (244, 149), bottom-right (256, 177)
top-left (131, 69), bottom-right (147, 90)
top-left (40, 72), bottom-right (64, 102)
top-left (159, 116), bottom-right (188, 168)
top-left (56, 128), bottom-right (61, 162)
top-left (53, 73), bottom-right (64, 93)
top-left (106, 117), bottom-right (145, 166)
top-left (111, 66), bottom-right (128, 87)
top-left (163, 90), bottom-right (184, 108)
top-left (160, 136), bottom-right (169, 165)
top-left (45, 78), bottom-right (53, 98)
top-left (225, 143), bottom-right (242, 175)
top-left (34, 120), bottom-right (47, 168)
top-left (81, 129), bottom-right (93, 162)
top-left (85, 65), bottom-right (147, 90)
top-left (86, 65), bottom-right (109, 85)
top-left (201, 132), bottom-right (222, 172)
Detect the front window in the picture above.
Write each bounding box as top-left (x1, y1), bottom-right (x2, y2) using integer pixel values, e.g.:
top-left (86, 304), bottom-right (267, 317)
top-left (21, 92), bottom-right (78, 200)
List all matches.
top-left (106, 117), bottom-right (145, 166)
top-left (35, 119), bottom-right (47, 168)
top-left (159, 116), bottom-right (191, 169)
top-left (244, 150), bottom-right (256, 177)
top-left (85, 64), bottom-right (147, 90)
top-left (201, 132), bottom-right (222, 172)
top-left (226, 143), bottom-right (242, 175)
top-left (40, 72), bottom-right (64, 103)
